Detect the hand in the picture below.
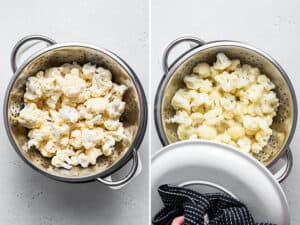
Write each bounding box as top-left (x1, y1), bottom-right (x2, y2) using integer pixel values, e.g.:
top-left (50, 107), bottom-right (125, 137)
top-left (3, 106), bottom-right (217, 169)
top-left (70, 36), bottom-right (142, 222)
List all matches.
top-left (171, 216), bottom-right (184, 225)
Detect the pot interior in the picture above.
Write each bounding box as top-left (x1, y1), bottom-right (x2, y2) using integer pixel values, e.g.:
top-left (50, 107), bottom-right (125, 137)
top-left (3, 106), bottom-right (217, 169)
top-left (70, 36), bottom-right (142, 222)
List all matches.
top-left (161, 43), bottom-right (295, 166)
top-left (6, 45), bottom-right (141, 180)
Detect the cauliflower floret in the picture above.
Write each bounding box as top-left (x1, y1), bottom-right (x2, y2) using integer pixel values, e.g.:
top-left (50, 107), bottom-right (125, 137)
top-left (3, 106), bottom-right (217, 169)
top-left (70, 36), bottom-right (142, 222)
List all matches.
top-left (59, 105), bottom-right (79, 123)
top-left (106, 99), bottom-right (126, 119)
top-left (24, 76), bottom-right (43, 102)
top-left (257, 75), bottom-right (275, 91)
top-left (85, 97), bottom-right (109, 114)
top-left (190, 113), bottom-right (204, 125)
top-left (86, 147), bottom-right (103, 165)
top-left (69, 129), bottom-right (82, 149)
top-left (251, 142), bottom-right (265, 154)
top-left (102, 135), bottom-right (116, 156)
top-left (18, 103), bottom-right (49, 128)
top-left (197, 125), bottom-right (217, 140)
top-left (46, 93), bottom-right (61, 109)
top-left (110, 83), bottom-right (128, 99)
top-left (168, 111), bottom-right (192, 125)
top-left (82, 128), bottom-right (103, 149)
top-left (193, 63), bottom-right (211, 78)
top-left (89, 70), bottom-right (113, 97)
top-left (169, 53), bottom-right (279, 162)
top-left (189, 91), bottom-right (211, 109)
top-left (77, 104), bottom-right (93, 120)
top-left (220, 93), bottom-right (236, 111)
top-left (171, 89), bottom-right (191, 112)
top-left (51, 148), bottom-right (75, 169)
top-left (184, 76), bottom-right (213, 93)
top-left (51, 124), bottom-right (70, 142)
top-left (227, 59), bottom-right (241, 72)
top-left (18, 63), bottom-right (128, 169)
top-left (245, 84), bottom-right (264, 102)
top-left (215, 71), bottom-right (238, 92)
top-left (203, 108), bottom-right (224, 126)
top-left (227, 125), bottom-right (245, 141)
top-left (82, 63), bottom-right (96, 80)
top-left (177, 124), bottom-right (197, 140)
top-left (213, 53), bottom-right (232, 70)
top-left (216, 132), bottom-right (232, 144)
top-left (86, 115), bottom-right (103, 128)
top-left (103, 119), bottom-right (121, 131)
top-left (57, 72), bottom-right (87, 98)
top-left (237, 137), bottom-right (251, 153)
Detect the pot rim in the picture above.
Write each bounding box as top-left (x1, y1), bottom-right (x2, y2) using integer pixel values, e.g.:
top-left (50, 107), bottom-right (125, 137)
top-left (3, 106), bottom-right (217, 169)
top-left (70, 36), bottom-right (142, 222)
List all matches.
top-left (154, 40), bottom-right (298, 168)
top-left (4, 42), bottom-right (148, 183)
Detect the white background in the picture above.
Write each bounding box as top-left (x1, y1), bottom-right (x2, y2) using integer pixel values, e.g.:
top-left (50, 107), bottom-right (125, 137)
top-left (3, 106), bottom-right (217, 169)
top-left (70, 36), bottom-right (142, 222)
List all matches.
top-left (151, 0), bottom-right (300, 224)
top-left (0, 0), bottom-right (149, 224)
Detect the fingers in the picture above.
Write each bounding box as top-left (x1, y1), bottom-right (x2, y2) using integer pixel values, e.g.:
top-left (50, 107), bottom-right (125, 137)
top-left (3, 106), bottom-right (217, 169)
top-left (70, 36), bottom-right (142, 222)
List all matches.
top-left (171, 216), bottom-right (184, 225)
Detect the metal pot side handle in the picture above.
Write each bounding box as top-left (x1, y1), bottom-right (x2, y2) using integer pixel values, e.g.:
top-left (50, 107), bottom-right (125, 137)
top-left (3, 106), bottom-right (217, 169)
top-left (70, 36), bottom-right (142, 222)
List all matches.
top-left (273, 147), bottom-right (293, 183)
top-left (97, 148), bottom-right (141, 189)
top-left (11, 35), bottom-right (57, 73)
top-left (178, 180), bottom-right (238, 200)
top-left (162, 36), bottom-right (206, 73)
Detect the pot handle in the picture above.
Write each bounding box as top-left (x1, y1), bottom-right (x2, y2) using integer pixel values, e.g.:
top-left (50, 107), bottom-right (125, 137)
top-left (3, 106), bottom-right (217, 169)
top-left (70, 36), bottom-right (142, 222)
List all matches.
top-left (178, 180), bottom-right (238, 200)
top-left (96, 148), bottom-right (141, 189)
top-left (272, 147), bottom-right (293, 183)
top-left (11, 35), bottom-right (57, 73)
top-left (162, 36), bottom-right (206, 73)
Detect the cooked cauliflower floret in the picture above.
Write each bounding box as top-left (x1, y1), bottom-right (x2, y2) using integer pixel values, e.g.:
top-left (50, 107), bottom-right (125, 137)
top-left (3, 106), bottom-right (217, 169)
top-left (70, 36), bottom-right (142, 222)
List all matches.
top-left (171, 89), bottom-right (192, 112)
top-left (169, 53), bottom-right (279, 161)
top-left (215, 71), bottom-right (238, 92)
top-left (18, 63), bottom-right (129, 169)
top-left (184, 75), bottom-right (212, 92)
top-left (213, 53), bottom-right (232, 70)
top-left (193, 63), bottom-right (211, 78)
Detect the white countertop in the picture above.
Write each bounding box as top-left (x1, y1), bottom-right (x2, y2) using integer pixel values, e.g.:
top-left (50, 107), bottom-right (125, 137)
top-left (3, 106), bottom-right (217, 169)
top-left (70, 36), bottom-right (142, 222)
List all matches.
top-left (151, 0), bottom-right (300, 224)
top-left (0, 0), bottom-right (149, 224)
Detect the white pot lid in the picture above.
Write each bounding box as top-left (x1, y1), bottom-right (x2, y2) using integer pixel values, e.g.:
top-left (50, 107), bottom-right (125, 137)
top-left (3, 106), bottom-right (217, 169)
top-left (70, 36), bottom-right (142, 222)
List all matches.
top-left (151, 140), bottom-right (290, 225)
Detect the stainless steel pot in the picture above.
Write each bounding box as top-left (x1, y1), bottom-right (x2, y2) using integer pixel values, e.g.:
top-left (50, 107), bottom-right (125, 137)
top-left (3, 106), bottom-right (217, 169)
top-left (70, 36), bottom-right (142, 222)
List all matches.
top-left (4, 35), bottom-right (147, 188)
top-left (154, 36), bottom-right (297, 182)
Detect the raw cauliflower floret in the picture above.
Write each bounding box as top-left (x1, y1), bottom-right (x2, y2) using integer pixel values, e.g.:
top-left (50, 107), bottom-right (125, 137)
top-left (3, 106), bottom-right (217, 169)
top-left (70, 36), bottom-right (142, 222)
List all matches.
top-left (51, 148), bottom-right (75, 169)
top-left (18, 103), bottom-right (49, 128)
top-left (85, 97), bottom-right (109, 114)
top-left (81, 128), bottom-right (103, 149)
top-left (106, 99), bottom-right (126, 119)
top-left (59, 105), bottom-right (80, 123)
top-left (24, 76), bottom-right (43, 102)
top-left (57, 70), bottom-right (87, 97)
top-left (18, 63), bottom-right (129, 169)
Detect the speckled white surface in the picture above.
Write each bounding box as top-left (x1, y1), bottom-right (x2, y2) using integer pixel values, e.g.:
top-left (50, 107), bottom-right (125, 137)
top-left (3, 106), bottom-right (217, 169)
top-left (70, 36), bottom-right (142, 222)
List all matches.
top-left (151, 0), bottom-right (300, 224)
top-left (0, 0), bottom-right (149, 224)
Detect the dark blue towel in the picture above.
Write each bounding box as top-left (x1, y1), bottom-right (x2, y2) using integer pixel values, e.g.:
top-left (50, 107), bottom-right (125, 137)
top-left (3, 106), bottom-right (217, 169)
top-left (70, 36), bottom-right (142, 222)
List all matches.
top-left (152, 184), bottom-right (276, 225)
